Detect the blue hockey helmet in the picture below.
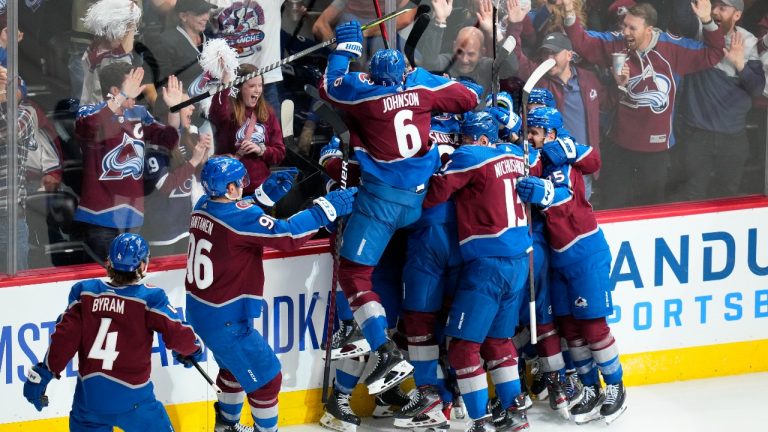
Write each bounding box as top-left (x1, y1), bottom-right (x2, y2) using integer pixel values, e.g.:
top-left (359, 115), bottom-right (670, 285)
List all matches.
top-left (528, 88), bottom-right (556, 108)
top-left (527, 106), bottom-right (563, 134)
top-left (201, 156), bottom-right (250, 198)
top-left (109, 233), bottom-right (150, 272)
top-left (485, 91), bottom-right (515, 112)
top-left (369, 49), bottom-right (406, 86)
top-left (461, 111), bottom-right (499, 143)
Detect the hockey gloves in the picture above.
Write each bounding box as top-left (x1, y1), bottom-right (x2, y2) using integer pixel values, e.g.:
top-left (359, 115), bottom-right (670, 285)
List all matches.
top-left (313, 187), bottom-right (358, 226)
top-left (24, 363), bottom-right (53, 411)
top-left (487, 107), bottom-right (522, 136)
top-left (516, 176), bottom-right (555, 207)
top-left (319, 136), bottom-right (342, 167)
top-left (334, 21), bottom-right (363, 59)
top-left (254, 167), bottom-right (299, 207)
top-left (457, 79), bottom-right (484, 102)
top-left (173, 347), bottom-right (205, 369)
top-left (542, 136), bottom-right (577, 166)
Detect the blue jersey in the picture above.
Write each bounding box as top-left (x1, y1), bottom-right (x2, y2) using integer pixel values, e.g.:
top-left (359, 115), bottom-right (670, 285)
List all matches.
top-left (319, 53), bottom-right (478, 189)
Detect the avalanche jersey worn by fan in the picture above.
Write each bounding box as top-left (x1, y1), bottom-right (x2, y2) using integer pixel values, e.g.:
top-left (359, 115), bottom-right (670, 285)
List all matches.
top-left (74, 104), bottom-right (179, 228)
top-left (319, 60), bottom-right (478, 189)
top-left (44, 279), bottom-right (199, 414)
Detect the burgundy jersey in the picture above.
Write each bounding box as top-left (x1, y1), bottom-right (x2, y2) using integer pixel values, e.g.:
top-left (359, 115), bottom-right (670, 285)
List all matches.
top-left (74, 103), bottom-right (178, 228)
top-left (425, 144), bottom-right (542, 261)
top-left (319, 55), bottom-right (478, 189)
top-left (185, 196), bottom-right (327, 328)
top-left (44, 279), bottom-right (198, 413)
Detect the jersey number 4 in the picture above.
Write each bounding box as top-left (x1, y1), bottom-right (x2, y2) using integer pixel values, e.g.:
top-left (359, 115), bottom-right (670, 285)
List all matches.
top-left (88, 317), bottom-right (120, 370)
top-left (186, 233), bottom-right (214, 290)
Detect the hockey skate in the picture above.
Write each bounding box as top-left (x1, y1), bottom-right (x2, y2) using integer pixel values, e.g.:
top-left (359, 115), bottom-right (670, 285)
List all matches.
top-left (564, 370), bottom-right (584, 409)
top-left (373, 383), bottom-right (411, 417)
top-left (544, 371), bottom-right (569, 420)
top-left (527, 357), bottom-right (548, 401)
top-left (569, 383), bottom-right (603, 425)
top-left (600, 381), bottom-right (627, 425)
top-left (320, 388), bottom-right (361, 432)
top-left (364, 340), bottom-right (413, 394)
top-left (489, 397), bottom-right (505, 428)
top-left (495, 405), bottom-right (530, 432)
top-left (394, 385), bottom-right (448, 429)
top-left (466, 415), bottom-right (497, 431)
top-left (322, 319), bottom-right (371, 360)
top-left (214, 402), bottom-right (255, 432)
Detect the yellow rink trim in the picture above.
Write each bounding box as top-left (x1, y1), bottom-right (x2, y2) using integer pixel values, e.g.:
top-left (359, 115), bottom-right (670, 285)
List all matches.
top-left (4, 339), bottom-right (768, 431)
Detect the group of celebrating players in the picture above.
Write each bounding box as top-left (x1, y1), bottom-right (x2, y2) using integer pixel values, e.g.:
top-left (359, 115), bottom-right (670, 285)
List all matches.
top-left (21, 17), bottom-right (626, 432)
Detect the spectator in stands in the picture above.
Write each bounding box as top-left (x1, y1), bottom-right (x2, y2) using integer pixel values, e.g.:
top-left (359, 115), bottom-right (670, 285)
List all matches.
top-left (22, 102), bottom-right (64, 193)
top-left (417, 0), bottom-right (519, 99)
top-left (0, 66), bottom-right (34, 271)
top-left (74, 64), bottom-right (179, 261)
top-left (210, 0), bottom-right (287, 112)
top-left (208, 64), bottom-right (286, 194)
top-left (677, 0), bottom-right (765, 200)
top-left (560, 0), bottom-right (725, 207)
top-left (143, 82), bottom-right (212, 255)
top-left (79, 0), bottom-right (149, 106)
top-left (508, 1), bottom-right (608, 200)
top-left (145, 0), bottom-right (215, 93)
top-left (312, 0), bottom-right (417, 67)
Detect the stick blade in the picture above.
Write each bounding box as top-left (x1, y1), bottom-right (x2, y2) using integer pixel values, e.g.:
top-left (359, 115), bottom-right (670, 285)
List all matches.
top-left (280, 99), bottom-right (295, 142)
top-left (523, 58), bottom-right (556, 94)
top-left (312, 100), bottom-right (350, 145)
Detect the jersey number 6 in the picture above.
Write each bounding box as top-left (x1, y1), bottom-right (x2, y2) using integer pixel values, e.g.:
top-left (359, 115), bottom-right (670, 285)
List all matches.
top-left (394, 110), bottom-right (422, 158)
top-left (186, 233), bottom-right (214, 290)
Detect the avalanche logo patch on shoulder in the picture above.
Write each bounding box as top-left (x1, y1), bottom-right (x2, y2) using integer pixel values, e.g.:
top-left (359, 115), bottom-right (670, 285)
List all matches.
top-left (236, 200), bottom-right (253, 210)
top-left (575, 297), bottom-right (588, 308)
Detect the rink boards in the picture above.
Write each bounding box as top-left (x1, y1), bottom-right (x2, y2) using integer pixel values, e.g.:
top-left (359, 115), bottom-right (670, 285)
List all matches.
top-left (1, 197), bottom-right (768, 430)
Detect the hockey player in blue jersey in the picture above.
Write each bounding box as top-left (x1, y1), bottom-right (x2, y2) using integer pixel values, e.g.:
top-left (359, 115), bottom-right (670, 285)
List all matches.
top-left (317, 20), bottom-right (480, 395)
top-left (23, 233), bottom-right (203, 432)
top-left (517, 107), bottom-right (626, 425)
top-left (423, 112), bottom-right (554, 432)
top-left (185, 157), bottom-right (357, 432)
top-left (393, 112), bottom-right (465, 430)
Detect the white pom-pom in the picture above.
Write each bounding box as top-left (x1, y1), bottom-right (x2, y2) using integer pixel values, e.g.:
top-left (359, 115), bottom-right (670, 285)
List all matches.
top-left (199, 39), bottom-right (240, 81)
top-left (82, 0), bottom-right (142, 42)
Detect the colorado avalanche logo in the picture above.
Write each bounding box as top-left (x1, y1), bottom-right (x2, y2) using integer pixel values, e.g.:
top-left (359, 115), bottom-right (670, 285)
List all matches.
top-left (100, 133), bottom-right (144, 180)
top-left (170, 178), bottom-right (194, 198)
top-left (236, 120), bottom-right (266, 145)
top-left (218, 2), bottom-right (266, 57)
top-left (623, 63), bottom-right (672, 114)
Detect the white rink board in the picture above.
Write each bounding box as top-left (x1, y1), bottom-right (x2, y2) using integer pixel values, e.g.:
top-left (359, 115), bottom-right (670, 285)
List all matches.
top-left (1, 205), bottom-right (768, 424)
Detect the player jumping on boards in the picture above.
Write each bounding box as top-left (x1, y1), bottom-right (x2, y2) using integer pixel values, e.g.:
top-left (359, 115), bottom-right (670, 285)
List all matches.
top-left (318, 20), bottom-right (479, 395)
top-left (185, 156), bottom-right (357, 432)
top-left (519, 106), bottom-right (627, 425)
top-left (23, 233), bottom-right (203, 432)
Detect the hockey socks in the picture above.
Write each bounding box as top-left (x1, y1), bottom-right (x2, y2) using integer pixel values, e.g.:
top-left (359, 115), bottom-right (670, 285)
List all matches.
top-left (335, 357), bottom-right (366, 394)
top-left (248, 372), bottom-right (282, 432)
top-left (482, 337), bottom-right (521, 411)
top-left (216, 369), bottom-right (247, 423)
top-left (448, 339), bottom-right (489, 420)
top-left (339, 258), bottom-right (390, 351)
top-left (580, 318), bottom-right (624, 385)
top-left (405, 311), bottom-right (440, 387)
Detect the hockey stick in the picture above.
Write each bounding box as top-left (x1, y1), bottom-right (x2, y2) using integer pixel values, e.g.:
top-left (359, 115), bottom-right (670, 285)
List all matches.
top-left (520, 58), bottom-right (556, 345)
top-left (170, 7), bottom-right (413, 113)
top-left (371, 0), bottom-right (390, 49)
top-left (311, 94), bottom-right (352, 403)
top-left (403, 5), bottom-right (432, 67)
top-left (191, 360), bottom-right (223, 394)
top-left (491, 0), bottom-right (498, 106)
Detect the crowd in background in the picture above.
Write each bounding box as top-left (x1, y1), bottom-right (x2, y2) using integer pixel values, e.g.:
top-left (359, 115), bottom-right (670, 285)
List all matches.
top-left (1, 0), bottom-right (767, 273)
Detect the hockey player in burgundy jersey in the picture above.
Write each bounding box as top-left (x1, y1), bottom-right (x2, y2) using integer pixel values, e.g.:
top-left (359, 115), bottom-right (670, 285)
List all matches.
top-left (318, 20), bottom-right (479, 395)
top-left (424, 111), bottom-right (551, 432)
top-left (519, 107), bottom-right (626, 425)
top-left (23, 233), bottom-right (202, 431)
top-left (74, 63), bottom-right (179, 260)
top-left (185, 156), bottom-right (356, 432)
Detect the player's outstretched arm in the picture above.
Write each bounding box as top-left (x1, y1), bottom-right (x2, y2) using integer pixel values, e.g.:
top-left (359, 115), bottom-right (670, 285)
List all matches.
top-left (146, 290), bottom-right (200, 357)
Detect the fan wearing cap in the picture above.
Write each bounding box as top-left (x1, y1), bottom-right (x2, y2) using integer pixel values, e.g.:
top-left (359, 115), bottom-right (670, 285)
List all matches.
top-left (145, 0), bottom-right (216, 90)
top-left (676, 0), bottom-right (765, 201)
top-left (506, 0), bottom-right (606, 202)
top-left (22, 233), bottom-right (203, 431)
